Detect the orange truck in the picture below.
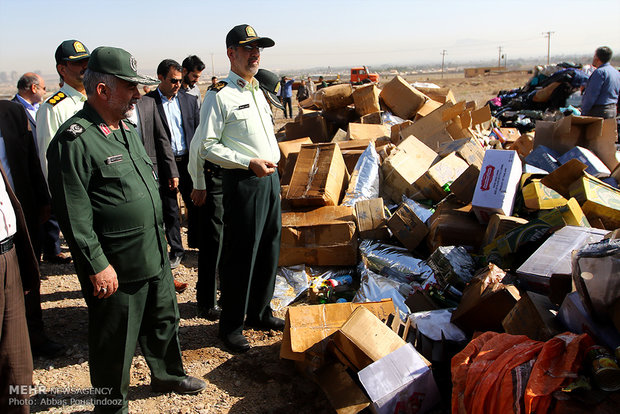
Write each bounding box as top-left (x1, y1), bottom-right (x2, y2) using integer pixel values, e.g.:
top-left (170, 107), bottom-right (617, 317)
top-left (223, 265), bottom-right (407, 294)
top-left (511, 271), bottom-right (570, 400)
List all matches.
top-left (350, 66), bottom-right (380, 84)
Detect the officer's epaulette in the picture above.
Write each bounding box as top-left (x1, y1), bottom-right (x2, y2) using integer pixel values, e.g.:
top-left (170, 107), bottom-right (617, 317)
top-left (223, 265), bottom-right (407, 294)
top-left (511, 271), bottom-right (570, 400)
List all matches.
top-left (64, 118), bottom-right (91, 138)
top-left (46, 91), bottom-right (68, 107)
top-left (207, 81), bottom-right (228, 93)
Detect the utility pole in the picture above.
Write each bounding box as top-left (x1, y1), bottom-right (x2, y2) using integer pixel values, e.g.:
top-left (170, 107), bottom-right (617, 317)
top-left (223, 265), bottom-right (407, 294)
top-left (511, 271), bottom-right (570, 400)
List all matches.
top-left (441, 50), bottom-right (447, 79)
top-left (498, 46), bottom-right (502, 68)
top-left (211, 53), bottom-right (215, 77)
top-left (543, 31), bottom-right (554, 65)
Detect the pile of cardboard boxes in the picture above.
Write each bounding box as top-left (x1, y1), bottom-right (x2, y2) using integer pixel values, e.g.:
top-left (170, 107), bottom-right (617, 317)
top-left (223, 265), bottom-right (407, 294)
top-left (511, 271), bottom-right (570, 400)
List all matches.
top-left (275, 76), bottom-right (620, 413)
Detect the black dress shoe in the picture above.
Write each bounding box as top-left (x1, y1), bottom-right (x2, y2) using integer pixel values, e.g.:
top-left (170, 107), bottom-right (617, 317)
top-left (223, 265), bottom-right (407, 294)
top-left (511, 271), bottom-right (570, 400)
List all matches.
top-left (219, 332), bottom-right (250, 353)
top-left (151, 376), bottom-right (206, 395)
top-left (42, 252), bottom-right (72, 264)
top-left (245, 315), bottom-right (285, 331)
top-left (31, 340), bottom-right (66, 358)
top-left (197, 305), bottom-right (221, 321)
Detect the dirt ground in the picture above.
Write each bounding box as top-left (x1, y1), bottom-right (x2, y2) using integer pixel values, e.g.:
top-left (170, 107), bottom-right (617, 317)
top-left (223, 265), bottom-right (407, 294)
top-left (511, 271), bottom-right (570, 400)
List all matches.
top-left (30, 72), bottom-right (532, 413)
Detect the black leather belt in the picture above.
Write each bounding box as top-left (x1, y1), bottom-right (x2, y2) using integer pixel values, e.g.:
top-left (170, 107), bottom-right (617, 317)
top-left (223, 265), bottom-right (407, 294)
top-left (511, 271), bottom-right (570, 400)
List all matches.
top-left (174, 154), bottom-right (188, 162)
top-left (0, 235), bottom-right (15, 254)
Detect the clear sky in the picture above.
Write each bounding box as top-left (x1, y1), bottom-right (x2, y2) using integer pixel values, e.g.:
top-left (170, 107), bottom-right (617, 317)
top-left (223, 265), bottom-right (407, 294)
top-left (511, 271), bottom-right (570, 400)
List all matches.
top-left (0, 0), bottom-right (618, 77)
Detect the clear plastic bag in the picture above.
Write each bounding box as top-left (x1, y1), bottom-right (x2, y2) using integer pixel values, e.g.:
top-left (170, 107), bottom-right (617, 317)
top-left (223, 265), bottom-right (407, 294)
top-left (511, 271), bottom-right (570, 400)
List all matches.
top-left (353, 263), bottom-right (411, 320)
top-left (342, 143), bottom-right (380, 207)
top-left (271, 265), bottom-right (310, 311)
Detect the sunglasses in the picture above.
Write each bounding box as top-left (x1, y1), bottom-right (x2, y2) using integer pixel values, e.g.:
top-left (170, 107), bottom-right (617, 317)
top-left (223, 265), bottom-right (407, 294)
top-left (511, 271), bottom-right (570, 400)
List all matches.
top-left (241, 45), bottom-right (263, 53)
top-left (169, 78), bottom-right (182, 84)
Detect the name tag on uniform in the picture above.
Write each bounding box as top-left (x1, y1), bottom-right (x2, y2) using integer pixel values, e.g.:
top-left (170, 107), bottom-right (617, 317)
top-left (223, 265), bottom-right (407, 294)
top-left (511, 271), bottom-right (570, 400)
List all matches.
top-left (237, 104), bottom-right (250, 110)
top-left (105, 154), bottom-right (123, 164)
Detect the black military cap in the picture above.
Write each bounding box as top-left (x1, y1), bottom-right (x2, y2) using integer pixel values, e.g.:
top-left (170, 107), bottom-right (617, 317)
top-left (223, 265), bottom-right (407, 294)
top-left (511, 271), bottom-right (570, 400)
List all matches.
top-left (255, 69), bottom-right (284, 110)
top-left (55, 40), bottom-right (90, 64)
top-left (226, 24), bottom-right (275, 49)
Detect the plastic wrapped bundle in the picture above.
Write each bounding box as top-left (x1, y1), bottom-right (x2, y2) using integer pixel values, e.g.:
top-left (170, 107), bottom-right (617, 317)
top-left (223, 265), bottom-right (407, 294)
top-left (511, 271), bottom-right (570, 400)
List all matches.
top-left (341, 143), bottom-right (380, 207)
top-left (402, 196), bottom-right (434, 223)
top-left (353, 263), bottom-right (411, 320)
top-left (427, 246), bottom-right (476, 294)
top-left (271, 265), bottom-right (310, 311)
top-left (359, 239), bottom-right (434, 286)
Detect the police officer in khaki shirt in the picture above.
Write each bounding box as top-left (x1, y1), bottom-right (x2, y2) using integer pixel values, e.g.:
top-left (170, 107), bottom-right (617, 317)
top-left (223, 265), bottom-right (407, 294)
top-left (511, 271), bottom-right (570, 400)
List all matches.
top-left (47, 47), bottom-right (205, 413)
top-left (189, 24), bottom-right (283, 353)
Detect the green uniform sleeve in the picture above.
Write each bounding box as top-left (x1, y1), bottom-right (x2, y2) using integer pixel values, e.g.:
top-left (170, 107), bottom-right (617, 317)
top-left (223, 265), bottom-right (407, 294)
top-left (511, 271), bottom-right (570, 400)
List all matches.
top-left (47, 132), bottom-right (109, 276)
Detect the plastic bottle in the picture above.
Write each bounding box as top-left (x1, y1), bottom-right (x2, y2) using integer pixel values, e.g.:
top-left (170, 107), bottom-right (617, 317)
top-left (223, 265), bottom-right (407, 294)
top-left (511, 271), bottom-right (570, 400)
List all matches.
top-left (327, 275), bottom-right (353, 288)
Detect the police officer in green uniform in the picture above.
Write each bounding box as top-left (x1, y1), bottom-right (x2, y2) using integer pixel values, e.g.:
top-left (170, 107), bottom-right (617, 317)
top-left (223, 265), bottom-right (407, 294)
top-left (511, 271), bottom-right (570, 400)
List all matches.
top-left (46, 47), bottom-right (206, 413)
top-left (189, 24), bottom-right (284, 353)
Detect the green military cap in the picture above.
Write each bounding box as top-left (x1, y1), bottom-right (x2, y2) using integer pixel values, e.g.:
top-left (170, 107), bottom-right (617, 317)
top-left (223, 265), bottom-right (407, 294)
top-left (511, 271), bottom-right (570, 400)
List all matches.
top-left (55, 40), bottom-right (90, 64)
top-left (88, 46), bottom-right (159, 85)
top-left (226, 24), bottom-right (275, 48)
top-left (255, 69), bottom-right (284, 110)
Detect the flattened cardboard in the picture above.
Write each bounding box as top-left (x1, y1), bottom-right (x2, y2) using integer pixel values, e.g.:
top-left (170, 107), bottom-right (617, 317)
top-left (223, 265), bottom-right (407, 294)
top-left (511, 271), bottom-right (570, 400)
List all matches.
top-left (540, 159), bottom-right (588, 199)
top-left (379, 76), bottom-right (429, 119)
top-left (355, 198), bottom-right (390, 240)
top-left (286, 143), bottom-right (349, 207)
top-left (437, 137), bottom-right (485, 168)
top-left (400, 102), bottom-right (455, 150)
top-left (333, 307), bottom-right (407, 370)
top-left (315, 362), bottom-right (370, 414)
top-left (352, 84), bottom-right (381, 116)
top-left (280, 299), bottom-right (397, 361)
top-left (472, 150), bottom-right (523, 223)
top-left (387, 203), bottom-right (429, 251)
top-left (279, 206), bottom-right (357, 266)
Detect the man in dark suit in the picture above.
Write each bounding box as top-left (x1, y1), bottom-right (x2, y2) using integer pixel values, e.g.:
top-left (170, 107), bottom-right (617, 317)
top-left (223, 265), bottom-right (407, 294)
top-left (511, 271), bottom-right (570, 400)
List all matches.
top-left (0, 125), bottom-right (43, 413)
top-left (130, 95), bottom-right (188, 293)
top-left (11, 73), bottom-right (46, 146)
top-left (147, 60), bottom-right (200, 270)
top-left (0, 100), bottom-right (65, 358)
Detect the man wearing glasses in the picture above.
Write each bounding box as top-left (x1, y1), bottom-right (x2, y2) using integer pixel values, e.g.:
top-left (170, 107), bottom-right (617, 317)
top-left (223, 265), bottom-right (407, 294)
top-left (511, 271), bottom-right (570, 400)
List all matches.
top-left (189, 24), bottom-right (283, 353)
top-left (147, 60), bottom-right (200, 283)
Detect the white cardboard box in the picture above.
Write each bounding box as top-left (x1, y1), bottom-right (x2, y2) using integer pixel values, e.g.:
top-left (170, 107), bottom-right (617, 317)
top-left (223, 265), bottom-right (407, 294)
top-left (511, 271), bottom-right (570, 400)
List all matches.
top-left (472, 150), bottom-right (523, 223)
top-left (357, 343), bottom-right (440, 414)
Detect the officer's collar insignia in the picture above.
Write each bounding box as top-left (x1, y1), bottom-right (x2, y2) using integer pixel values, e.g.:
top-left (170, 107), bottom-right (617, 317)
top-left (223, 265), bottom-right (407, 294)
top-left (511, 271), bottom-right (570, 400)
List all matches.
top-left (99, 123), bottom-right (112, 136)
top-left (237, 78), bottom-right (246, 89)
top-left (121, 120), bottom-right (130, 131)
top-left (67, 123), bottom-right (84, 137)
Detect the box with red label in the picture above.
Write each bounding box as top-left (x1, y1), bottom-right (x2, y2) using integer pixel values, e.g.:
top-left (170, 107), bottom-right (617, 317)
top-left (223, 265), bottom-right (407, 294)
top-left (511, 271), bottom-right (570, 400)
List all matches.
top-left (472, 150), bottom-right (522, 223)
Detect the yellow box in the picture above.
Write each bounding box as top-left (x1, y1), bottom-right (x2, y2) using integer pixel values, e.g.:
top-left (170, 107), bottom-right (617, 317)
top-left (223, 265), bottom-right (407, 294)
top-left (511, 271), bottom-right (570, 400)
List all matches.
top-left (522, 179), bottom-right (568, 210)
top-left (569, 174), bottom-right (620, 229)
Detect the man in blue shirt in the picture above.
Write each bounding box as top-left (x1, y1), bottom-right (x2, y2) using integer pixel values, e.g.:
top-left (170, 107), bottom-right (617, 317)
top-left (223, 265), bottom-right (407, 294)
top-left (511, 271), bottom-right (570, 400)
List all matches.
top-left (581, 46), bottom-right (620, 119)
top-left (12, 73), bottom-right (46, 143)
top-left (280, 76), bottom-right (294, 118)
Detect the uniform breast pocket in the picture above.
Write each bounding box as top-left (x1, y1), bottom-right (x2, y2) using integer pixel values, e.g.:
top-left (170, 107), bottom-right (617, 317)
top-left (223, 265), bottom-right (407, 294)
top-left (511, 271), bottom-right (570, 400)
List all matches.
top-left (98, 161), bottom-right (145, 204)
top-left (226, 109), bottom-right (250, 129)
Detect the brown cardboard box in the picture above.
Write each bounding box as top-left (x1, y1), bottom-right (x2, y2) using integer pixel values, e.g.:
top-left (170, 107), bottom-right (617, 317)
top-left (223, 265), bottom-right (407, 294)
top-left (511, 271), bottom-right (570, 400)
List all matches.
top-left (414, 153), bottom-right (469, 202)
top-left (281, 299), bottom-right (397, 361)
top-left (337, 139), bottom-right (389, 174)
top-left (426, 200), bottom-right (485, 251)
top-left (278, 137), bottom-right (313, 177)
top-left (285, 115), bottom-right (329, 143)
top-left (569, 173), bottom-right (620, 229)
top-left (499, 128), bottom-right (522, 145)
top-left (387, 203), bottom-right (429, 251)
top-left (507, 132), bottom-right (534, 158)
top-left (352, 84), bottom-right (381, 116)
top-left (483, 214), bottom-right (529, 246)
top-left (286, 143), bottom-right (349, 207)
top-left (354, 198), bottom-right (390, 240)
top-left (451, 264), bottom-right (520, 334)
top-left (347, 123), bottom-right (390, 141)
top-left (399, 102), bottom-right (455, 150)
top-left (415, 86), bottom-right (456, 104)
top-left (502, 291), bottom-right (562, 341)
top-left (360, 111), bottom-right (383, 124)
top-left (534, 115), bottom-right (619, 172)
top-left (379, 76), bottom-right (429, 119)
top-left (437, 137), bottom-right (485, 168)
top-left (450, 164), bottom-right (480, 205)
top-left (414, 99), bottom-right (443, 121)
top-left (405, 289), bottom-right (441, 313)
top-left (279, 206), bottom-right (357, 267)
top-left (315, 362), bottom-right (370, 414)
top-left (381, 136), bottom-right (438, 202)
top-left (390, 120), bottom-right (414, 145)
top-left (540, 159), bottom-right (589, 199)
top-left (332, 307), bottom-right (407, 370)
top-left (315, 84), bottom-right (354, 111)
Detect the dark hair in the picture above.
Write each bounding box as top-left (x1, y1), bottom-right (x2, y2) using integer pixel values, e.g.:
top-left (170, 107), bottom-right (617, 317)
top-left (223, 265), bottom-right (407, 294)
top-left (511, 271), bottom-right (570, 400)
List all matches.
top-left (595, 46), bottom-right (613, 64)
top-left (182, 55), bottom-right (205, 73)
top-left (17, 73), bottom-right (40, 91)
top-left (211, 76), bottom-right (217, 81)
top-left (157, 59), bottom-right (182, 77)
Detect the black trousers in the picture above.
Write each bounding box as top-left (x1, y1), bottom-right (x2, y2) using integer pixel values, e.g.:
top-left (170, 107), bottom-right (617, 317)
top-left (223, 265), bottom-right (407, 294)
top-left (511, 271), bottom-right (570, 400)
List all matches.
top-left (586, 103), bottom-right (617, 119)
top-left (282, 97), bottom-right (293, 118)
top-left (160, 155), bottom-right (198, 255)
top-left (218, 170), bottom-right (281, 336)
top-left (196, 166), bottom-right (224, 309)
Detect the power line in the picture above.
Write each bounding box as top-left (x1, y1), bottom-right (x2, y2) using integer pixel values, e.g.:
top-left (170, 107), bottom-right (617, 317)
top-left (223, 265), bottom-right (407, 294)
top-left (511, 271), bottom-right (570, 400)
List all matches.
top-left (440, 50), bottom-right (447, 78)
top-left (543, 31), bottom-right (554, 65)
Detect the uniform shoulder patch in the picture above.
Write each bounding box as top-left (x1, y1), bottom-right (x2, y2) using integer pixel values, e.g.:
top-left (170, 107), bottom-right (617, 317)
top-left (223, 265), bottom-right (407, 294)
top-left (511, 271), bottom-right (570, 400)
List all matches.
top-left (63, 118), bottom-right (91, 139)
top-left (207, 81), bottom-right (228, 93)
top-left (46, 91), bottom-right (68, 107)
